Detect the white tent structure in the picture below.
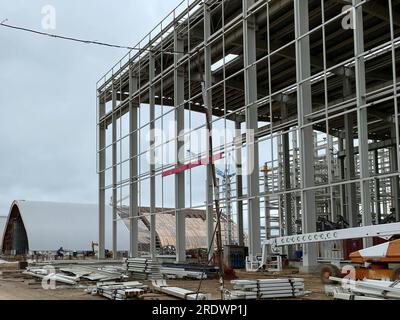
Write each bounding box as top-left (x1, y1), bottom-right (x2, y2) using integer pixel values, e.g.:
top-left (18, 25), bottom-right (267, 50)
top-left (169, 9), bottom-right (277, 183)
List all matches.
top-left (0, 216), bottom-right (7, 250)
top-left (1, 200), bottom-right (129, 254)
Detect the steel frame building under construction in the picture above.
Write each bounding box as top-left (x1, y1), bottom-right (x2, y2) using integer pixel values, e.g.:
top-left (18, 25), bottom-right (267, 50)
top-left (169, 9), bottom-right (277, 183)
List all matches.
top-left (97, 0), bottom-right (400, 270)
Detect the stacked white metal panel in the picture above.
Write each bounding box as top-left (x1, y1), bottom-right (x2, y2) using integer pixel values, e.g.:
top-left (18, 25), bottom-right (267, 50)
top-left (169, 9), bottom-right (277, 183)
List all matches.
top-left (125, 258), bottom-right (162, 280)
top-left (330, 277), bottom-right (400, 300)
top-left (60, 265), bottom-right (126, 282)
top-left (160, 266), bottom-right (206, 280)
top-left (225, 278), bottom-right (306, 300)
top-left (93, 281), bottom-right (149, 300)
top-left (152, 279), bottom-right (211, 300)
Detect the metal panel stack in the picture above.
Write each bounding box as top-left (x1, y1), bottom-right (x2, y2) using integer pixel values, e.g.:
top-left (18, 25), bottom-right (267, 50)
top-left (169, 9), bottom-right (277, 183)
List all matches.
top-left (90, 281), bottom-right (149, 300)
top-left (152, 279), bottom-right (211, 300)
top-left (125, 258), bottom-right (162, 280)
top-left (160, 266), bottom-right (206, 280)
top-left (225, 278), bottom-right (306, 300)
top-left (330, 277), bottom-right (400, 300)
top-left (161, 262), bottom-right (219, 278)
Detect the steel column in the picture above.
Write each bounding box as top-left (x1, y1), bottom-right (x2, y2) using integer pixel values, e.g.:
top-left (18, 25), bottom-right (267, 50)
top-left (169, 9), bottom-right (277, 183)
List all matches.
top-left (174, 29), bottom-right (186, 263)
top-left (373, 147), bottom-right (382, 224)
top-left (353, 1), bottom-right (372, 245)
top-left (243, 0), bottom-right (261, 257)
top-left (129, 67), bottom-right (139, 258)
top-left (204, 3), bottom-right (214, 258)
top-left (235, 121), bottom-right (244, 247)
top-left (294, 0), bottom-right (317, 268)
top-left (149, 52), bottom-right (157, 259)
top-left (111, 85), bottom-right (118, 259)
top-left (281, 99), bottom-right (294, 259)
top-left (390, 124), bottom-right (400, 222)
top-left (98, 95), bottom-right (106, 260)
top-left (343, 72), bottom-right (358, 227)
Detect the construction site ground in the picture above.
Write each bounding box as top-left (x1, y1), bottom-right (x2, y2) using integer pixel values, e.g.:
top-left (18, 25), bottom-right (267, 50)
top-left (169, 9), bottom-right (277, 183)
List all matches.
top-left (0, 267), bottom-right (331, 300)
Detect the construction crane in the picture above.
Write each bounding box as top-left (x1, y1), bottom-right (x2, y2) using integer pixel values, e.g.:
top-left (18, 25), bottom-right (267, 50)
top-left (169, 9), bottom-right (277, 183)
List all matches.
top-left (215, 162), bottom-right (236, 246)
top-left (251, 222), bottom-right (400, 283)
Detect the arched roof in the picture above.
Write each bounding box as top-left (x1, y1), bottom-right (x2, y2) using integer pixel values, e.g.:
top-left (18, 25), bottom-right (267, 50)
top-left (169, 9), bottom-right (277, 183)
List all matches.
top-left (1, 200), bottom-right (129, 252)
top-left (0, 216), bottom-right (6, 249)
top-left (119, 206), bottom-right (238, 250)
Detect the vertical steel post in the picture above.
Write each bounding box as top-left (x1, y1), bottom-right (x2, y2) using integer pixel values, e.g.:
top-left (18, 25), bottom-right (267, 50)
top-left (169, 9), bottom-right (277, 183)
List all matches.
top-left (204, 3), bottom-right (214, 259)
top-left (235, 121), bottom-right (244, 247)
top-left (129, 67), bottom-right (139, 258)
top-left (281, 99), bottom-right (294, 259)
top-left (112, 85), bottom-right (118, 259)
top-left (374, 147), bottom-right (382, 224)
top-left (149, 52), bottom-right (157, 259)
top-left (243, 0), bottom-right (261, 258)
top-left (343, 72), bottom-right (358, 227)
top-left (353, 0), bottom-right (372, 247)
top-left (98, 94), bottom-right (106, 260)
top-left (174, 28), bottom-right (186, 263)
top-left (390, 125), bottom-right (400, 221)
top-left (294, 0), bottom-right (317, 269)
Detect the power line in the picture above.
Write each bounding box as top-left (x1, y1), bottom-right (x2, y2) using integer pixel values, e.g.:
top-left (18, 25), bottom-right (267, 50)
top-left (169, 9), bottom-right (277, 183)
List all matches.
top-left (0, 19), bottom-right (180, 54)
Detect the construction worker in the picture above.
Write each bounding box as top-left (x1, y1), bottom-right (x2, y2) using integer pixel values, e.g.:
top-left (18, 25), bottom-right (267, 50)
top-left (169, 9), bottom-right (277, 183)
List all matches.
top-left (56, 247), bottom-right (64, 260)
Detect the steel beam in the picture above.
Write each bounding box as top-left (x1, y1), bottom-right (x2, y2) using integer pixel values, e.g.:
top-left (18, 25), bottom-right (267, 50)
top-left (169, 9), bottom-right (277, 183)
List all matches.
top-left (174, 29), bottom-right (186, 263)
top-left (243, 0), bottom-right (261, 257)
top-left (129, 68), bottom-right (139, 258)
top-left (294, 0), bottom-right (317, 269)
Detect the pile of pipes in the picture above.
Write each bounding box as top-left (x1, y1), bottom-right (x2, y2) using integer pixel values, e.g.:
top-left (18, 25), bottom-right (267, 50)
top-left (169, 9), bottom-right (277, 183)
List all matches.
top-left (152, 279), bottom-right (211, 300)
top-left (160, 266), bottom-right (206, 280)
top-left (125, 258), bottom-right (162, 280)
top-left (330, 277), bottom-right (400, 300)
top-left (88, 281), bottom-right (149, 300)
top-left (225, 278), bottom-right (306, 300)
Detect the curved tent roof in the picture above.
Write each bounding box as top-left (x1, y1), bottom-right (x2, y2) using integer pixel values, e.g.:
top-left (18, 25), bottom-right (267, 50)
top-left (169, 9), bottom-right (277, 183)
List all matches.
top-left (1, 200), bottom-right (129, 253)
top-left (0, 216), bottom-right (6, 249)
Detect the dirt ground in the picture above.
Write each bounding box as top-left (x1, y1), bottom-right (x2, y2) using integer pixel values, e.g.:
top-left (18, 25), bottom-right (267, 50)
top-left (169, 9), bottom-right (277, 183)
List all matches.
top-left (0, 279), bottom-right (103, 300)
top-left (0, 267), bottom-right (331, 300)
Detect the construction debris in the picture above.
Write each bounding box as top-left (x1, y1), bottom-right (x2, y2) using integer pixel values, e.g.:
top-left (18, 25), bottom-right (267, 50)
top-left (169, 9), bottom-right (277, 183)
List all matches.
top-left (22, 264), bottom-right (128, 286)
top-left (152, 279), bottom-right (211, 300)
top-left (330, 277), bottom-right (400, 300)
top-left (225, 278), bottom-right (306, 300)
top-left (125, 258), bottom-right (162, 280)
top-left (88, 281), bottom-right (149, 300)
top-left (23, 267), bottom-right (79, 285)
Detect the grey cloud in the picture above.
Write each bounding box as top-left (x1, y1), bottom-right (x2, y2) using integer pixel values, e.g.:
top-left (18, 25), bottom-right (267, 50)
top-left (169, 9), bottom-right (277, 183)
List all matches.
top-left (0, 0), bottom-right (176, 214)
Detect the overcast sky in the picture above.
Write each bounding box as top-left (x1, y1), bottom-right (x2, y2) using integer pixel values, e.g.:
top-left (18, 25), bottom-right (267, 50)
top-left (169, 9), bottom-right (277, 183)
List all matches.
top-left (0, 0), bottom-right (177, 215)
